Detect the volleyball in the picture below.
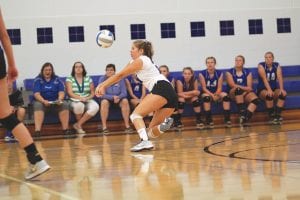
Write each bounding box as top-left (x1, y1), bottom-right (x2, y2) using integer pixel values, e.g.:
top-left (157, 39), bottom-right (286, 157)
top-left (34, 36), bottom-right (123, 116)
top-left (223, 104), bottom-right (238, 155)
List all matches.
top-left (96, 30), bottom-right (114, 48)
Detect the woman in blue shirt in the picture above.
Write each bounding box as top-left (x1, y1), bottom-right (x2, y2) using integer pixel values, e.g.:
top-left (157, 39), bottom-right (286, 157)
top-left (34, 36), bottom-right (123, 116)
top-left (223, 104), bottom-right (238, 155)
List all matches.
top-left (199, 56), bottom-right (231, 128)
top-left (226, 55), bottom-right (259, 124)
top-left (257, 52), bottom-right (287, 124)
top-left (33, 62), bottom-right (71, 137)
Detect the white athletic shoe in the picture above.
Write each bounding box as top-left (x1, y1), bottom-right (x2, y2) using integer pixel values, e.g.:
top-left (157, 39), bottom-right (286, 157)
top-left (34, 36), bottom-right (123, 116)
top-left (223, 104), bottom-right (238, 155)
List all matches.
top-left (159, 117), bottom-right (174, 132)
top-left (130, 140), bottom-right (154, 152)
top-left (25, 160), bottom-right (51, 180)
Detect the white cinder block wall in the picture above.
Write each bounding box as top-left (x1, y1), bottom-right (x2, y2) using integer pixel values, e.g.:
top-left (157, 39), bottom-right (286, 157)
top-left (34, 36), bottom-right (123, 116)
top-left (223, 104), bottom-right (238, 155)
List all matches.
top-left (0, 0), bottom-right (299, 87)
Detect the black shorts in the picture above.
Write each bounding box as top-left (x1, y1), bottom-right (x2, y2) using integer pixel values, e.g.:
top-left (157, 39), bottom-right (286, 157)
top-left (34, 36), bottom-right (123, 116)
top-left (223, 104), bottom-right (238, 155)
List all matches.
top-left (0, 48), bottom-right (7, 79)
top-left (151, 80), bottom-right (178, 109)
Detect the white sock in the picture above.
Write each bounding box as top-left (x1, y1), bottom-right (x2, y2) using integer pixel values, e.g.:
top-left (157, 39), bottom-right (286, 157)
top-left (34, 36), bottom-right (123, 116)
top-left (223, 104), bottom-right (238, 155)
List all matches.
top-left (137, 128), bottom-right (149, 141)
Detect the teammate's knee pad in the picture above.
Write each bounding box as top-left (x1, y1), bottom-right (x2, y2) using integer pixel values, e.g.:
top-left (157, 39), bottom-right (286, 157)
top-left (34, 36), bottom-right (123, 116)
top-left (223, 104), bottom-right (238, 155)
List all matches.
top-left (192, 99), bottom-right (201, 107)
top-left (234, 87), bottom-right (243, 96)
top-left (278, 94), bottom-right (286, 100)
top-left (266, 95), bottom-right (273, 101)
top-left (178, 102), bottom-right (185, 109)
top-left (251, 98), bottom-right (260, 106)
top-left (222, 95), bottom-right (231, 102)
top-left (0, 114), bottom-right (21, 131)
top-left (203, 96), bottom-right (211, 103)
top-left (129, 113), bottom-right (142, 123)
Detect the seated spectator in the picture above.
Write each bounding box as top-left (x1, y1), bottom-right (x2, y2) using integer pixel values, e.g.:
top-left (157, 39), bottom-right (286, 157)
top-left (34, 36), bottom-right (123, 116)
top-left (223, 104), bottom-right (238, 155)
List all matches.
top-left (33, 62), bottom-right (71, 137)
top-left (125, 74), bottom-right (146, 108)
top-left (199, 57), bottom-right (231, 128)
top-left (4, 81), bottom-right (26, 142)
top-left (226, 55), bottom-right (259, 125)
top-left (257, 51), bottom-right (287, 124)
top-left (173, 67), bottom-right (203, 128)
top-left (98, 64), bottom-right (133, 134)
top-left (159, 65), bottom-right (176, 88)
top-left (66, 61), bottom-right (99, 134)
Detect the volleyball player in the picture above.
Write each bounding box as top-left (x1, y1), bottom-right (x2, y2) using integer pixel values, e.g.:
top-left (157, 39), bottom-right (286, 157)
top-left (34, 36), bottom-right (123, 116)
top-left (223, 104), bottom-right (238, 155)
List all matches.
top-left (257, 52), bottom-right (287, 124)
top-left (0, 8), bottom-right (50, 180)
top-left (226, 55), bottom-right (259, 124)
top-left (199, 56), bottom-right (231, 128)
top-left (95, 40), bottom-right (177, 152)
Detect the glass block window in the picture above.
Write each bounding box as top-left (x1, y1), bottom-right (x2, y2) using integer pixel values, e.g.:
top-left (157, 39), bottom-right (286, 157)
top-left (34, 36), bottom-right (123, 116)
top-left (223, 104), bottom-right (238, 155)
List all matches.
top-left (130, 24), bottom-right (146, 40)
top-left (190, 21), bottom-right (205, 37)
top-left (277, 18), bottom-right (291, 33)
top-left (248, 19), bottom-right (263, 35)
top-left (219, 20), bottom-right (234, 36)
top-left (160, 23), bottom-right (176, 38)
top-left (69, 26), bottom-right (84, 42)
top-left (7, 29), bottom-right (21, 45)
top-left (37, 27), bottom-right (53, 44)
top-left (100, 25), bottom-right (116, 40)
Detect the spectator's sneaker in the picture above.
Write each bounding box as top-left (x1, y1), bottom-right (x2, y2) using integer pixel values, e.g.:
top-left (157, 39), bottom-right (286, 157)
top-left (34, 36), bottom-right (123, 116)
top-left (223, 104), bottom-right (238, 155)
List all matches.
top-left (102, 128), bottom-right (109, 135)
top-left (159, 117), bottom-right (174, 132)
top-left (34, 131), bottom-right (42, 138)
top-left (130, 140), bottom-right (154, 152)
top-left (196, 119), bottom-right (205, 130)
top-left (272, 117), bottom-right (281, 125)
top-left (73, 123), bottom-right (86, 134)
top-left (25, 160), bottom-right (51, 180)
top-left (4, 131), bottom-right (17, 143)
top-left (225, 120), bottom-right (232, 128)
top-left (63, 129), bottom-right (76, 138)
top-left (124, 127), bottom-right (135, 134)
top-left (174, 120), bottom-right (183, 128)
top-left (239, 115), bottom-right (246, 125)
top-left (206, 119), bottom-right (214, 128)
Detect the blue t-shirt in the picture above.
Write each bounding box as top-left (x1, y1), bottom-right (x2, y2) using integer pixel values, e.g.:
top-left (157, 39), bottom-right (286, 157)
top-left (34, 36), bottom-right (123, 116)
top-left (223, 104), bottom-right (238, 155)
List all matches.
top-left (33, 75), bottom-right (65, 101)
top-left (227, 68), bottom-right (250, 91)
top-left (127, 76), bottom-right (143, 99)
top-left (98, 75), bottom-right (127, 100)
top-left (257, 62), bottom-right (279, 91)
top-left (177, 76), bottom-right (196, 92)
top-left (200, 69), bottom-right (222, 93)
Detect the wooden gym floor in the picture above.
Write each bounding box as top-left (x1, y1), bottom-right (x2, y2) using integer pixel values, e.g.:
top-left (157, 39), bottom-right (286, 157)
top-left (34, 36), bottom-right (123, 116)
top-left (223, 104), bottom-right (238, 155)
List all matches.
top-left (0, 121), bottom-right (300, 200)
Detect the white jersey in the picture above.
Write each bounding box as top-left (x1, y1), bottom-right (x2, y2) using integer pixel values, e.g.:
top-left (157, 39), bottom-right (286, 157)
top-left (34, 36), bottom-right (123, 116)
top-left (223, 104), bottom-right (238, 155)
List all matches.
top-left (133, 55), bottom-right (169, 91)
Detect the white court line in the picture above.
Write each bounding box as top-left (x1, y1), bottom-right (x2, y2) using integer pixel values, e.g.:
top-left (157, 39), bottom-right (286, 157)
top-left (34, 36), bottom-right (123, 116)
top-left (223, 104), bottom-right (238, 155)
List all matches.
top-left (0, 173), bottom-right (78, 200)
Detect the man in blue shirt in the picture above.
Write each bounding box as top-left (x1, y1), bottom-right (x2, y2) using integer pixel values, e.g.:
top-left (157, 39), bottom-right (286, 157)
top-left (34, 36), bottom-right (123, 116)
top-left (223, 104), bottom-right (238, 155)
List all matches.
top-left (98, 64), bottom-right (133, 134)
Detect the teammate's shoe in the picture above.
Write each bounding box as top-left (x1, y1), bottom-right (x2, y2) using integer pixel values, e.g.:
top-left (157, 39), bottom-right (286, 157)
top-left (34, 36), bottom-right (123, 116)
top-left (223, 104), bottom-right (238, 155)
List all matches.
top-left (25, 160), bottom-right (51, 180)
top-left (130, 140), bottom-right (154, 152)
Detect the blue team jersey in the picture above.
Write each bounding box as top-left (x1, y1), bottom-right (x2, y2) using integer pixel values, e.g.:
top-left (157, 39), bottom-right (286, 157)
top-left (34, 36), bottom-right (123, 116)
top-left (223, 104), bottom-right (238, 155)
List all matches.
top-left (257, 62), bottom-right (279, 91)
top-left (33, 75), bottom-right (65, 101)
top-left (127, 76), bottom-right (143, 98)
top-left (177, 76), bottom-right (196, 92)
top-left (200, 69), bottom-right (222, 93)
top-left (227, 68), bottom-right (250, 91)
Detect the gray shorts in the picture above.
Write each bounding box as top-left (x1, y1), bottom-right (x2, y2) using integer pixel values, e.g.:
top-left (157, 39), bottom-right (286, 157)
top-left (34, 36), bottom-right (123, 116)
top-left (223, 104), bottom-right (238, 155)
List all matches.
top-left (33, 100), bottom-right (69, 112)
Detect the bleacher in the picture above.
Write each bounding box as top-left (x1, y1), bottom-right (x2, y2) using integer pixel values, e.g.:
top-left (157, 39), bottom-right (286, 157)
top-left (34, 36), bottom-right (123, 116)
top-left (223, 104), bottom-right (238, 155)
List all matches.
top-left (21, 65), bottom-right (300, 127)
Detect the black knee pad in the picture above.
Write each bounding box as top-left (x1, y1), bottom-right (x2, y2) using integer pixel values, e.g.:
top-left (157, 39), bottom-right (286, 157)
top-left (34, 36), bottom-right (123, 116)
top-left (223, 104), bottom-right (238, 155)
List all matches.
top-left (278, 94), bottom-right (286, 100)
top-left (234, 87), bottom-right (243, 96)
top-left (222, 95), bottom-right (231, 102)
top-left (203, 96), bottom-right (211, 103)
top-left (178, 102), bottom-right (185, 109)
top-left (251, 98), bottom-right (260, 106)
top-left (266, 95), bottom-right (273, 101)
top-left (0, 113), bottom-right (21, 131)
top-left (192, 99), bottom-right (201, 107)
